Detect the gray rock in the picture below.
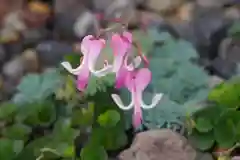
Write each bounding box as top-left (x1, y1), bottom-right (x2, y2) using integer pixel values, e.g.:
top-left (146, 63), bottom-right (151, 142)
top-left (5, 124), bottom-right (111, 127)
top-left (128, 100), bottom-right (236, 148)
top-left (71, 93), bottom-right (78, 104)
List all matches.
top-left (195, 151), bottom-right (214, 160)
top-left (196, 0), bottom-right (236, 8)
top-left (73, 10), bottom-right (97, 38)
top-left (22, 28), bottom-right (49, 45)
top-left (224, 6), bottom-right (240, 20)
top-left (2, 56), bottom-right (25, 82)
top-left (54, 0), bottom-right (86, 14)
top-left (0, 45), bottom-right (6, 63)
top-left (145, 0), bottom-right (186, 13)
top-left (36, 40), bottom-right (74, 66)
top-left (192, 7), bottom-right (229, 47)
top-left (3, 42), bottom-right (23, 58)
top-left (218, 38), bottom-right (240, 64)
top-left (54, 0), bottom-right (86, 40)
top-left (118, 129), bottom-right (196, 160)
top-left (208, 75), bottom-right (224, 88)
top-left (211, 57), bottom-right (237, 79)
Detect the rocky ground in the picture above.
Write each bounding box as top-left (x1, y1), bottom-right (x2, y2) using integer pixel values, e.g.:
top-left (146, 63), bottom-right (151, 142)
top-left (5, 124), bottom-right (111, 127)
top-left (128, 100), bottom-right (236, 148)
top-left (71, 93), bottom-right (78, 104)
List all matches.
top-left (0, 0), bottom-right (239, 159)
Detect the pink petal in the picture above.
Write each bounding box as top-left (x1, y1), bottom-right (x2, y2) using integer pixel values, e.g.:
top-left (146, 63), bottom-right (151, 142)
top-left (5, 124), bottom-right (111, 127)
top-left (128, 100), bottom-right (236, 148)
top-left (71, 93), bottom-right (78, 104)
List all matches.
top-left (122, 31), bottom-right (132, 49)
top-left (81, 35), bottom-right (94, 55)
top-left (133, 109), bottom-right (142, 128)
top-left (76, 58), bottom-right (90, 91)
top-left (135, 68), bottom-right (151, 91)
top-left (124, 68), bottom-right (151, 92)
top-left (87, 38), bottom-right (106, 73)
top-left (111, 32), bottom-right (131, 56)
top-left (133, 89), bottom-right (142, 128)
top-left (111, 32), bottom-right (132, 72)
top-left (124, 70), bottom-right (135, 91)
top-left (115, 66), bottom-right (129, 89)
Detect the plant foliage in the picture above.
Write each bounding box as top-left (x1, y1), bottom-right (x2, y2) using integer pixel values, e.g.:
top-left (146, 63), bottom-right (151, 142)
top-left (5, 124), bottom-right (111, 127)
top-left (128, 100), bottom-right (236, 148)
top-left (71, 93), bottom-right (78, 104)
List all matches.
top-left (189, 78), bottom-right (240, 151)
top-left (121, 27), bottom-right (211, 130)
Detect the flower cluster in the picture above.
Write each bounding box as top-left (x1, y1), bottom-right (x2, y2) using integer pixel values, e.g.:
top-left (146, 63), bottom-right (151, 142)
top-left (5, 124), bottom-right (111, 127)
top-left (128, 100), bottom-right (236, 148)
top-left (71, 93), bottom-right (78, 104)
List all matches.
top-left (61, 31), bottom-right (163, 128)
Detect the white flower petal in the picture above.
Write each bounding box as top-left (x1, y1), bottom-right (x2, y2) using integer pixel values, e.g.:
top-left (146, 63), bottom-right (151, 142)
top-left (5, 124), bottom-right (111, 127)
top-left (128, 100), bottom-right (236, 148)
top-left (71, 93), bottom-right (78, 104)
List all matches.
top-left (88, 57), bottom-right (113, 77)
top-left (124, 56), bottom-right (142, 71)
top-left (112, 54), bottom-right (124, 72)
top-left (141, 93), bottom-right (163, 109)
top-left (91, 65), bottom-right (113, 77)
top-left (111, 94), bottom-right (133, 110)
top-left (61, 61), bottom-right (83, 75)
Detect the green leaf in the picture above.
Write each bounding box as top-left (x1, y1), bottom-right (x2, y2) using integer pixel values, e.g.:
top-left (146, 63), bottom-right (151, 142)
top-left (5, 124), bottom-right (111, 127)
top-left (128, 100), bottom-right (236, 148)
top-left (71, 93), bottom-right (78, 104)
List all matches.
top-left (84, 74), bottom-right (115, 96)
top-left (62, 145), bottom-right (75, 158)
top-left (91, 126), bottom-right (127, 151)
top-left (132, 29), bottom-right (154, 54)
top-left (55, 75), bottom-right (76, 101)
top-left (143, 95), bottom-right (186, 129)
top-left (208, 79), bottom-right (240, 108)
top-left (38, 144), bottom-right (75, 159)
top-left (37, 102), bottom-right (56, 126)
top-left (214, 118), bottom-right (236, 148)
top-left (53, 118), bottom-right (79, 143)
top-left (189, 130), bottom-right (215, 151)
top-left (80, 144), bottom-right (108, 160)
top-left (64, 54), bottom-right (81, 68)
top-left (0, 138), bottom-right (19, 160)
top-left (38, 148), bottom-right (61, 159)
top-left (13, 140), bottom-right (24, 154)
top-left (97, 110), bottom-right (120, 127)
top-left (2, 123), bottom-right (32, 140)
top-left (0, 102), bottom-right (17, 120)
top-left (12, 68), bottom-right (62, 104)
top-left (195, 117), bottom-right (213, 133)
top-left (71, 103), bottom-right (94, 127)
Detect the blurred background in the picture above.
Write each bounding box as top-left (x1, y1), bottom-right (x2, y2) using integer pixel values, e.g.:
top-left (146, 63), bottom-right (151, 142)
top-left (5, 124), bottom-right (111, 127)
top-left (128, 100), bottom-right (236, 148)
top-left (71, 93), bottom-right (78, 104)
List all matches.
top-left (0, 0), bottom-right (239, 100)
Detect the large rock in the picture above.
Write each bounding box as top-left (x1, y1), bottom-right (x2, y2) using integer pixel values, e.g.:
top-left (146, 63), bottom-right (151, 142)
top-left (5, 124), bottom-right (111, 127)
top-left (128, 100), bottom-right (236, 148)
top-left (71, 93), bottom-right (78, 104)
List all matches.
top-left (118, 129), bottom-right (196, 160)
top-left (36, 40), bottom-right (74, 67)
top-left (0, 0), bottom-right (24, 24)
top-left (145, 0), bottom-right (187, 13)
top-left (73, 10), bottom-right (97, 38)
top-left (54, 0), bottom-right (94, 40)
top-left (196, 0), bottom-right (236, 8)
top-left (218, 38), bottom-right (240, 64)
top-left (192, 7), bottom-right (228, 47)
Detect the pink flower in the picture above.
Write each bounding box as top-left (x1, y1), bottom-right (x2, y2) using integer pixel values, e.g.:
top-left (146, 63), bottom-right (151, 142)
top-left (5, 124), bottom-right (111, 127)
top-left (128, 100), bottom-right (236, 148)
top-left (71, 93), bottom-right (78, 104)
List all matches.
top-left (111, 68), bottom-right (163, 128)
top-left (111, 31), bottom-right (142, 89)
top-left (61, 35), bottom-right (112, 91)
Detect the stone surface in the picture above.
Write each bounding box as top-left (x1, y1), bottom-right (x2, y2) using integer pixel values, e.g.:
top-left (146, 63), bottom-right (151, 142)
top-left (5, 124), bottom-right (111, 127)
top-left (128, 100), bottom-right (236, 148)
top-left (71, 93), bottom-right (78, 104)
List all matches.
top-left (224, 6), bottom-right (240, 20)
top-left (145, 0), bottom-right (186, 13)
top-left (211, 57), bottom-right (237, 79)
top-left (54, 0), bottom-right (86, 40)
top-left (73, 10), bottom-right (97, 38)
top-left (0, 11), bottom-right (26, 42)
top-left (2, 56), bottom-right (25, 82)
top-left (196, 0), bottom-right (236, 8)
top-left (36, 40), bottom-right (74, 66)
top-left (118, 129), bottom-right (196, 160)
top-left (192, 7), bottom-right (228, 47)
top-left (208, 75), bottom-right (224, 88)
top-left (218, 38), bottom-right (240, 63)
top-left (195, 151), bottom-right (214, 160)
top-left (21, 49), bottom-right (39, 73)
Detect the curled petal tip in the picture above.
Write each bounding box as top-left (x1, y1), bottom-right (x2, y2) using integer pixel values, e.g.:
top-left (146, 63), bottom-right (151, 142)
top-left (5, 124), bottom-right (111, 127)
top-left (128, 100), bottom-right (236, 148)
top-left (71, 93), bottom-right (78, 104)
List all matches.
top-left (61, 61), bottom-right (82, 75)
top-left (111, 94), bottom-right (133, 110)
top-left (61, 61), bottom-right (73, 72)
top-left (141, 93), bottom-right (164, 109)
top-left (91, 65), bottom-right (113, 77)
top-left (124, 56), bottom-right (142, 71)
